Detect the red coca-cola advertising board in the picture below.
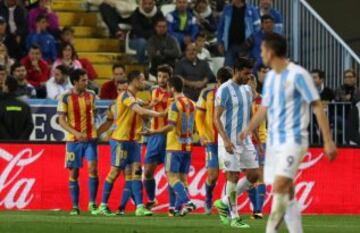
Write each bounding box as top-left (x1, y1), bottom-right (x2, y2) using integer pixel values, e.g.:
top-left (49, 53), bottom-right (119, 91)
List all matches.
top-left (0, 143), bottom-right (359, 214)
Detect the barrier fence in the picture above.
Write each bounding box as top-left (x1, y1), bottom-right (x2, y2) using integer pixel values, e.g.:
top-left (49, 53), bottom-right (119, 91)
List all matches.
top-left (0, 143), bottom-right (359, 214)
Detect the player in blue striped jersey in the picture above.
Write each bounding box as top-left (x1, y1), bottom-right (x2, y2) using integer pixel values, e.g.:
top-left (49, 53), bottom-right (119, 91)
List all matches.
top-left (213, 58), bottom-right (259, 229)
top-left (240, 33), bottom-right (337, 233)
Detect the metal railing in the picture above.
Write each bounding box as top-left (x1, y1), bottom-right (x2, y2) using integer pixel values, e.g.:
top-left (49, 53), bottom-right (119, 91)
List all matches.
top-left (310, 102), bottom-right (351, 146)
top-left (247, 0), bottom-right (360, 89)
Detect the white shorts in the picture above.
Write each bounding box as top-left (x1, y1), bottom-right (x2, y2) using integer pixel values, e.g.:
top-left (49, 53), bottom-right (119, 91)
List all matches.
top-left (218, 144), bottom-right (259, 172)
top-left (264, 144), bottom-right (308, 185)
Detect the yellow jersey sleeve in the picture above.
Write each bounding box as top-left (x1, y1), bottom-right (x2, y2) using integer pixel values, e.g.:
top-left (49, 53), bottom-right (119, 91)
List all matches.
top-left (121, 92), bottom-right (137, 108)
top-left (106, 103), bottom-right (115, 121)
top-left (168, 102), bottom-right (179, 125)
top-left (57, 94), bottom-right (68, 114)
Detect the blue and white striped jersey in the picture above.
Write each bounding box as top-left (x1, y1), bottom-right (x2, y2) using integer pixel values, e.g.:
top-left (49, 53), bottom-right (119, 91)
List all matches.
top-left (215, 79), bottom-right (253, 145)
top-left (262, 62), bottom-right (320, 146)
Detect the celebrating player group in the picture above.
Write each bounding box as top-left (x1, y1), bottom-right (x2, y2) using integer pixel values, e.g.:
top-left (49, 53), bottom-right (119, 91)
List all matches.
top-left (58, 33), bottom-right (337, 232)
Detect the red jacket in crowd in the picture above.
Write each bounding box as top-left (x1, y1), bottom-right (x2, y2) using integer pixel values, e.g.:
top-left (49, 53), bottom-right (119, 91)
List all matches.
top-left (100, 80), bottom-right (117, 99)
top-left (21, 56), bottom-right (50, 87)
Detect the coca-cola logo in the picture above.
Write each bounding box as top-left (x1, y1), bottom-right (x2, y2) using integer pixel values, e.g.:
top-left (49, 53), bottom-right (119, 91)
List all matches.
top-left (0, 148), bottom-right (43, 209)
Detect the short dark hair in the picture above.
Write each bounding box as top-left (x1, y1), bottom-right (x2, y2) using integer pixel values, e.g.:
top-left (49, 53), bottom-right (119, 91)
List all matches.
top-left (127, 70), bottom-right (142, 83)
top-left (195, 31), bottom-right (207, 40)
top-left (0, 64), bottom-right (7, 72)
top-left (261, 15), bottom-right (274, 23)
top-left (168, 75), bottom-right (183, 92)
top-left (217, 67), bottom-right (232, 84)
top-left (36, 13), bottom-right (48, 23)
top-left (154, 16), bottom-right (167, 26)
top-left (344, 69), bottom-right (357, 77)
top-left (112, 63), bottom-right (125, 71)
top-left (311, 69), bottom-right (325, 80)
top-left (61, 25), bottom-right (74, 34)
top-left (262, 32), bottom-right (287, 57)
top-left (157, 64), bottom-right (173, 77)
top-left (233, 57), bottom-right (253, 71)
top-left (70, 69), bottom-right (87, 85)
top-left (29, 43), bottom-right (41, 51)
top-left (10, 62), bottom-right (25, 75)
top-left (55, 64), bottom-right (69, 76)
top-left (5, 77), bottom-right (18, 93)
top-left (257, 63), bottom-right (268, 72)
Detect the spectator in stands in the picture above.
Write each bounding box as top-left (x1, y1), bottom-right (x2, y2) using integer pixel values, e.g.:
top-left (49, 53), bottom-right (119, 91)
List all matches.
top-left (311, 69), bottom-right (335, 102)
top-left (335, 69), bottom-right (360, 102)
top-left (46, 64), bottom-right (72, 100)
top-left (217, 0), bottom-right (260, 67)
top-left (100, 64), bottom-right (127, 99)
top-left (129, 0), bottom-right (163, 64)
top-left (0, 42), bottom-right (14, 73)
top-left (26, 14), bottom-right (57, 63)
top-left (21, 44), bottom-right (50, 98)
top-left (0, 0), bottom-right (27, 59)
top-left (0, 16), bottom-right (22, 60)
top-left (59, 26), bottom-right (98, 81)
top-left (166, 0), bottom-right (199, 49)
top-left (193, 0), bottom-right (217, 39)
top-left (256, 64), bottom-right (268, 93)
top-left (240, 15), bottom-right (274, 70)
top-left (0, 75), bottom-right (34, 140)
top-left (174, 43), bottom-right (214, 101)
top-left (256, 0), bottom-right (283, 34)
top-left (90, 0), bottom-right (136, 38)
top-left (147, 17), bottom-right (181, 76)
top-left (51, 43), bottom-right (82, 76)
top-left (195, 31), bottom-right (211, 61)
top-left (28, 0), bottom-right (59, 37)
top-left (347, 100), bottom-right (360, 145)
top-left (0, 63), bottom-right (6, 93)
top-left (11, 62), bottom-right (36, 99)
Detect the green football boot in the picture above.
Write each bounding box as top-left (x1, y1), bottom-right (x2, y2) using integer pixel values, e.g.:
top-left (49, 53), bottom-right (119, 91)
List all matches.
top-left (97, 203), bottom-right (116, 216)
top-left (88, 202), bottom-right (98, 216)
top-left (69, 208), bottom-right (80, 216)
top-left (230, 218), bottom-right (250, 229)
top-left (214, 199), bottom-right (230, 225)
top-left (135, 204), bottom-right (153, 216)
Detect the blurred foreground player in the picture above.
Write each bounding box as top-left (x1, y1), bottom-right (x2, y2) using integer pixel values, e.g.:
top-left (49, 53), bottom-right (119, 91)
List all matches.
top-left (97, 71), bottom-right (164, 216)
top-left (58, 69), bottom-right (99, 215)
top-left (142, 76), bottom-right (196, 216)
top-left (143, 65), bottom-right (173, 210)
top-left (240, 33), bottom-right (337, 233)
top-left (195, 67), bottom-right (232, 214)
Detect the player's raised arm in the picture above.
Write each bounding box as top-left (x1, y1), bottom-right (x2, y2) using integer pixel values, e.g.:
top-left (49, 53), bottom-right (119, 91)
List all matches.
top-left (131, 103), bottom-right (166, 118)
top-left (312, 100), bottom-right (337, 161)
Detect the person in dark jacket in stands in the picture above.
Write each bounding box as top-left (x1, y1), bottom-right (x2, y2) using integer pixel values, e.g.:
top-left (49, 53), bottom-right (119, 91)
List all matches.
top-left (311, 69), bottom-right (335, 102)
top-left (0, 73), bottom-right (34, 140)
top-left (193, 0), bottom-right (217, 38)
top-left (347, 100), bottom-right (360, 145)
top-left (129, 0), bottom-right (163, 64)
top-left (335, 69), bottom-right (360, 103)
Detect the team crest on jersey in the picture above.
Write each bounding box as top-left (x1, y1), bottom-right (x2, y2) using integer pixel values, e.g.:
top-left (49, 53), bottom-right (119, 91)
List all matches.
top-left (224, 160), bottom-right (230, 168)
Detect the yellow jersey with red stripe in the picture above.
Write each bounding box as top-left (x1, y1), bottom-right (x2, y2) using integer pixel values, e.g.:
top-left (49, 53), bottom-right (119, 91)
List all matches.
top-left (57, 90), bottom-right (97, 141)
top-left (107, 90), bottom-right (143, 142)
top-left (252, 95), bottom-right (267, 144)
top-left (196, 87), bottom-right (218, 144)
top-left (167, 96), bottom-right (195, 152)
top-left (150, 87), bottom-right (172, 131)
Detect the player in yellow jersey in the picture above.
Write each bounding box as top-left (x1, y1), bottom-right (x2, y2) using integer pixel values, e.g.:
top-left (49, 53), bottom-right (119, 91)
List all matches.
top-left (195, 67), bottom-right (232, 214)
top-left (142, 76), bottom-right (196, 216)
top-left (57, 69), bottom-right (99, 216)
top-left (96, 71), bottom-right (165, 217)
top-left (143, 65), bottom-right (173, 210)
top-left (247, 67), bottom-right (268, 220)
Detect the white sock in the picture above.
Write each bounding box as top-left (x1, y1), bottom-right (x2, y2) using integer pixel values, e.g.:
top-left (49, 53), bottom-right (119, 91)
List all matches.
top-left (266, 193), bottom-right (290, 233)
top-left (221, 181), bottom-right (239, 219)
top-left (236, 177), bottom-right (252, 195)
top-left (284, 199), bottom-right (303, 233)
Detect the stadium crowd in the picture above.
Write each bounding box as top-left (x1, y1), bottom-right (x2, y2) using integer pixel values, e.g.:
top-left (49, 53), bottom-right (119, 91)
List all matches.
top-left (0, 0), bottom-right (359, 143)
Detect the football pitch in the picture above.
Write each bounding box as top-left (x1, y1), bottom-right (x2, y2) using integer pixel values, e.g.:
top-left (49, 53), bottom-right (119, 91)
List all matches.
top-left (0, 211), bottom-right (359, 233)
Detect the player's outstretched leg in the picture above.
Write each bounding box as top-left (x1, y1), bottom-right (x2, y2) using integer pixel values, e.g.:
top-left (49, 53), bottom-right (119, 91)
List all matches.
top-left (98, 167), bottom-right (120, 216)
top-left (143, 163), bottom-right (158, 210)
top-left (167, 184), bottom-right (177, 216)
top-left (116, 174), bottom-right (133, 215)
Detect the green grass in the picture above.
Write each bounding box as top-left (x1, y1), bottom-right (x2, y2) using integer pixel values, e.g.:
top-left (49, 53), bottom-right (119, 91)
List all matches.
top-left (0, 211), bottom-right (359, 233)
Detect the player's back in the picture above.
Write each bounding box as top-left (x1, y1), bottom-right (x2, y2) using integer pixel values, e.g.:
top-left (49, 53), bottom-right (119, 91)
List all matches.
top-left (111, 90), bottom-right (143, 142)
top-left (262, 62), bottom-right (320, 146)
top-left (167, 96), bottom-right (195, 152)
top-left (150, 87), bottom-right (172, 131)
top-left (215, 79), bottom-right (253, 145)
